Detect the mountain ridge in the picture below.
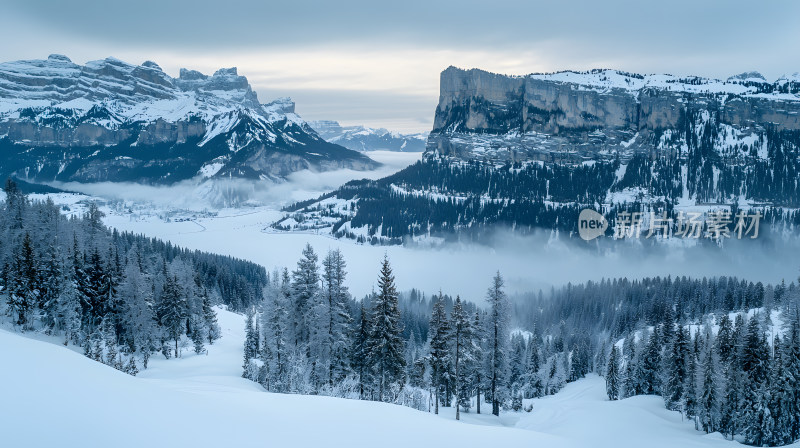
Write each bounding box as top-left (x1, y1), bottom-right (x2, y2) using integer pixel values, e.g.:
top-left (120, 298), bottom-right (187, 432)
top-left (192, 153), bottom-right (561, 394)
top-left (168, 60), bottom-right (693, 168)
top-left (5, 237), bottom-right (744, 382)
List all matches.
top-left (275, 65), bottom-right (800, 244)
top-left (0, 55), bottom-right (377, 184)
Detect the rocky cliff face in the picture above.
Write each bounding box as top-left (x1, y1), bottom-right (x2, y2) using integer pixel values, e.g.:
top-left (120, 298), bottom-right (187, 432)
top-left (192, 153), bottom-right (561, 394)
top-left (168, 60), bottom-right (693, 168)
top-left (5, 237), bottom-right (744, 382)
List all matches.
top-left (0, 55), bottom-right (377, 184)
top-left (429, 66), bottom-right (800, 163)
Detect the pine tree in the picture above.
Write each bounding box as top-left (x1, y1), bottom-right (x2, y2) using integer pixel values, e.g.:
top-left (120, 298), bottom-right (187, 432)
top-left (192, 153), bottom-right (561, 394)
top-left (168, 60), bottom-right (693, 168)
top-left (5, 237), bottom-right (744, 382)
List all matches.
top-left (622, 333), bottom-right (638, 398)
top-left (768, 335), bottom-right (792, 446)
top-left (641, 328), bottom-right (662, 395)
top-left (6, 232), bottom-right (39, 327)
top-left (243, 308), bottom-right (258, 377)
top-left (683, 330), bottom-right (700, 423)
top-left (365, 255), bottom-right (405, 402)
top-left (741, 316), bottom-right (770, 446)
top-left (606, 345), bottom-right (621, 401)
top-left (201, 294), bottom-right (220, 345)
top-left (452, 296), bottom-right (475, 418)
top-left (56, 249), bottom-right (81, 346)
top-left (525, 332), bottom-right (543, 399)
top-left (427, 292), bottom-right (452, 414)
top-left (190, 315), bottom-right (206, 354)
top-left (486, 271), bottom-right (509, 416)
top-left (262, 269), bottom-right (290, 392)
top-left (698, 338), bottom-right (718, 433)
top-left (352, 301), bottom-right (371, 399)
top-left (473, 310), bottom-right (486, 414)
top-left (664, 324), bottom-right (689, 412)
top-left (786, 319), bottom-right (800, 441)
top-left (125, 357), bottom-right (139, 376)
top-left (156, 275), bottom-right (187, 358)
top-left (716, 314), bottom-right (735, 365)
top-left (291, 243), bottom-right (320, 349)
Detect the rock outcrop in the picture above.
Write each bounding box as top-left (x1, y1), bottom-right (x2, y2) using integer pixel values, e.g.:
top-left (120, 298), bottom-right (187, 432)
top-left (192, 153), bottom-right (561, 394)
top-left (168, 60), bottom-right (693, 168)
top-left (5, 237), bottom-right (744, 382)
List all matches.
top-left (429, 66), bottom-right (800, 163)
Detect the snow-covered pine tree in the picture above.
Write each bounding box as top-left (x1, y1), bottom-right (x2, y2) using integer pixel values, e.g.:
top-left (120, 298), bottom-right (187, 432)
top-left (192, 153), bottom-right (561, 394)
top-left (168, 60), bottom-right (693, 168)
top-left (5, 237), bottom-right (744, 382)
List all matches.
top-left (473, 310), bottom-right (486, 414)
top-left (509, 334), bottom-right (526, 397)
top-left (485, 271), bottom-right (509, 416)
top-left (683, 329), bottom-right (700, 422)
top-left (741, 315), bottom-right (770, 445)
top-left (201, 293), bottom-right (220, 345)
top-left (664, 324), bottom-right (689, 411)
top-left (698, 330), bottom-right (719, 434)
top-left (452, 295), bottom-right (474, 419)
top-left (261, 269), bottom-right (289, 392)
top-left (157, 274), bottom-right (187, 358)
top-left (641, 327), bottom-right (662, 395)
top-left (427, 292), bottom-right (451, 414)
top-left (56, 247), bottom-right (81, 346)
top-left (365, 255), bottom-right (405, 402)
top-left (622, 332), bottom-right (637, 398)
top-left (291, 243), bottom-right (320, 350)
top-left (190, 315), bottom-right (205, 354)
top-left (606, 345), bottom-right (621, 401)
top-left (6, 232), bottom-right (39, 327)
top-left (243, 308), bottom-right (258, 377)
top-left (768, 335), bottom-right (792, 446)
top-left (118, 260), bottom-right (156, 359)
top-left (322, 248), bottom-right (353, 386)
top-left (125, 356), bottom-right (139, 376)
top-left (786, 319), bottom-right (800, 442)
top-left (525, 330), bottom-right (543, 399)
top-left (352, 301), bottom-right (371, 399)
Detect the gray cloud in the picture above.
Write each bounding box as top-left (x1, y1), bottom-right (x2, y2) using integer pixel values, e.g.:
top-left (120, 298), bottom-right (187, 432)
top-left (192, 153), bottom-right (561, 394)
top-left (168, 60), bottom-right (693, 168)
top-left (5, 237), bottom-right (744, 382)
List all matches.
top-left (3, 0), bottom-right (799, 132)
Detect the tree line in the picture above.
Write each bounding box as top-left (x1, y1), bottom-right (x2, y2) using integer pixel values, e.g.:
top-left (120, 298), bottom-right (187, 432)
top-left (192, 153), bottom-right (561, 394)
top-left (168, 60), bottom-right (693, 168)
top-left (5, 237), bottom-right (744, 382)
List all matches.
top-left (0, 179), bottom-right (266, 373)
top-left (243, 244), bottom-right (591, 417)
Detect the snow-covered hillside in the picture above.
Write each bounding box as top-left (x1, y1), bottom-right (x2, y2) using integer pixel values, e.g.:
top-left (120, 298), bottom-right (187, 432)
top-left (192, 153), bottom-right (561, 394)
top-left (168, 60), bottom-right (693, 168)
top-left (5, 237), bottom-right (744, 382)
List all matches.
top-left (0, 307), bottom-right (749, 448)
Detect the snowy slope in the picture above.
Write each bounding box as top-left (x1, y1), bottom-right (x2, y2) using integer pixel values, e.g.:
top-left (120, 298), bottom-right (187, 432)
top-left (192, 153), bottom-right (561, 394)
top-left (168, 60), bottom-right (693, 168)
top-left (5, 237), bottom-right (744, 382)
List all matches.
top-left (515, 375), bottom-right (734, 448)
top-left (0, 308), bottom-right (553, 448)
top-left (525, 69), bottom-right (800, 101)
top-left (0, 306), bottom-right (761, 448)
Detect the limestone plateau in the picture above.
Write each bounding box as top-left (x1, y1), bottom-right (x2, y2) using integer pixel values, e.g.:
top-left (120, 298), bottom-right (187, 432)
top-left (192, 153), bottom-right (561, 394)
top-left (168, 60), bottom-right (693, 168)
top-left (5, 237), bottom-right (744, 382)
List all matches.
top-left (429, 66), bottom-right (800, 164)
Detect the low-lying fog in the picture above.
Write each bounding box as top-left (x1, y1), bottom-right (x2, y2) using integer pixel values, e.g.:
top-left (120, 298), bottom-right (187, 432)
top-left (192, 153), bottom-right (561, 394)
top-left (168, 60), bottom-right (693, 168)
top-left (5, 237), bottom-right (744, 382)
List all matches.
top-left (50, 151), bottom-right (422, 210)
top-left (39, 150), bottom-right (800, 301)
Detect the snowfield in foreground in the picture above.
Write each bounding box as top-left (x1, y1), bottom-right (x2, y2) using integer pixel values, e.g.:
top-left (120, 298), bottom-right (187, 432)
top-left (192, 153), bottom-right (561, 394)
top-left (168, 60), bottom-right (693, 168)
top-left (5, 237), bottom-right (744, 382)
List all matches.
top-left (1, 308), bottom-right (747, 448)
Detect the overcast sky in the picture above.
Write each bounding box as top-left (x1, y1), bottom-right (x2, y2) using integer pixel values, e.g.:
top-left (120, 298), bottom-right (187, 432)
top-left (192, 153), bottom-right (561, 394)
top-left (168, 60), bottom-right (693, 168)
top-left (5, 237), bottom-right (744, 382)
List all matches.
top-left (3, 0), bottom-right (799, 133)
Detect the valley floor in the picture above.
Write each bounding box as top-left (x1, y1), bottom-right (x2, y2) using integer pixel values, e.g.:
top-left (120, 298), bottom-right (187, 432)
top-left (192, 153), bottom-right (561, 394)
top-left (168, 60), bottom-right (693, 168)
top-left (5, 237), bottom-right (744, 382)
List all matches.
top-left (0, 307), bottom-right (767, 448)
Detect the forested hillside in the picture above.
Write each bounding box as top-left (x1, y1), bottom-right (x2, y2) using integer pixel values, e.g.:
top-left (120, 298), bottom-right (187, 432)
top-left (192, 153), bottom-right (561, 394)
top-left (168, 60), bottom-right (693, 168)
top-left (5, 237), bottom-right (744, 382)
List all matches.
top-left (280, 88), bottom-right (800, 244)
top-left (0, 179), bottom-right (266, 372)
top-left (239, 239), bottom-right (800, 446)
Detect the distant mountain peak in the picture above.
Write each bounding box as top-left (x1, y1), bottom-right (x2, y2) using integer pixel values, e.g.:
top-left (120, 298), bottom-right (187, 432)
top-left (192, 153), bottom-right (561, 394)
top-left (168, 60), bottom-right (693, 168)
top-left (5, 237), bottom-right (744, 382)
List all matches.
top-left (309, 120), bottom-right (427, 152)
top-left (727, 71), bottom-right (767, 82)
top-left (47, 54), bottom-right (72, 63)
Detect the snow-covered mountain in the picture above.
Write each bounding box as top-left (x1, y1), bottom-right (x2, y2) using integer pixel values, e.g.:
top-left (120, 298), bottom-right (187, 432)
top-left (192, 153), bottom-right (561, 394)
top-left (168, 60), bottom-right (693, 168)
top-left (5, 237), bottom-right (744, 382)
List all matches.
top-left (275, 66), bottom-right (800, 245)
top-left (0, 55), bottom-right (377, 184)
top-left (309, 120), bottom-right (427, 152)
top-left (428, 66), bottom-right (800, 164)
